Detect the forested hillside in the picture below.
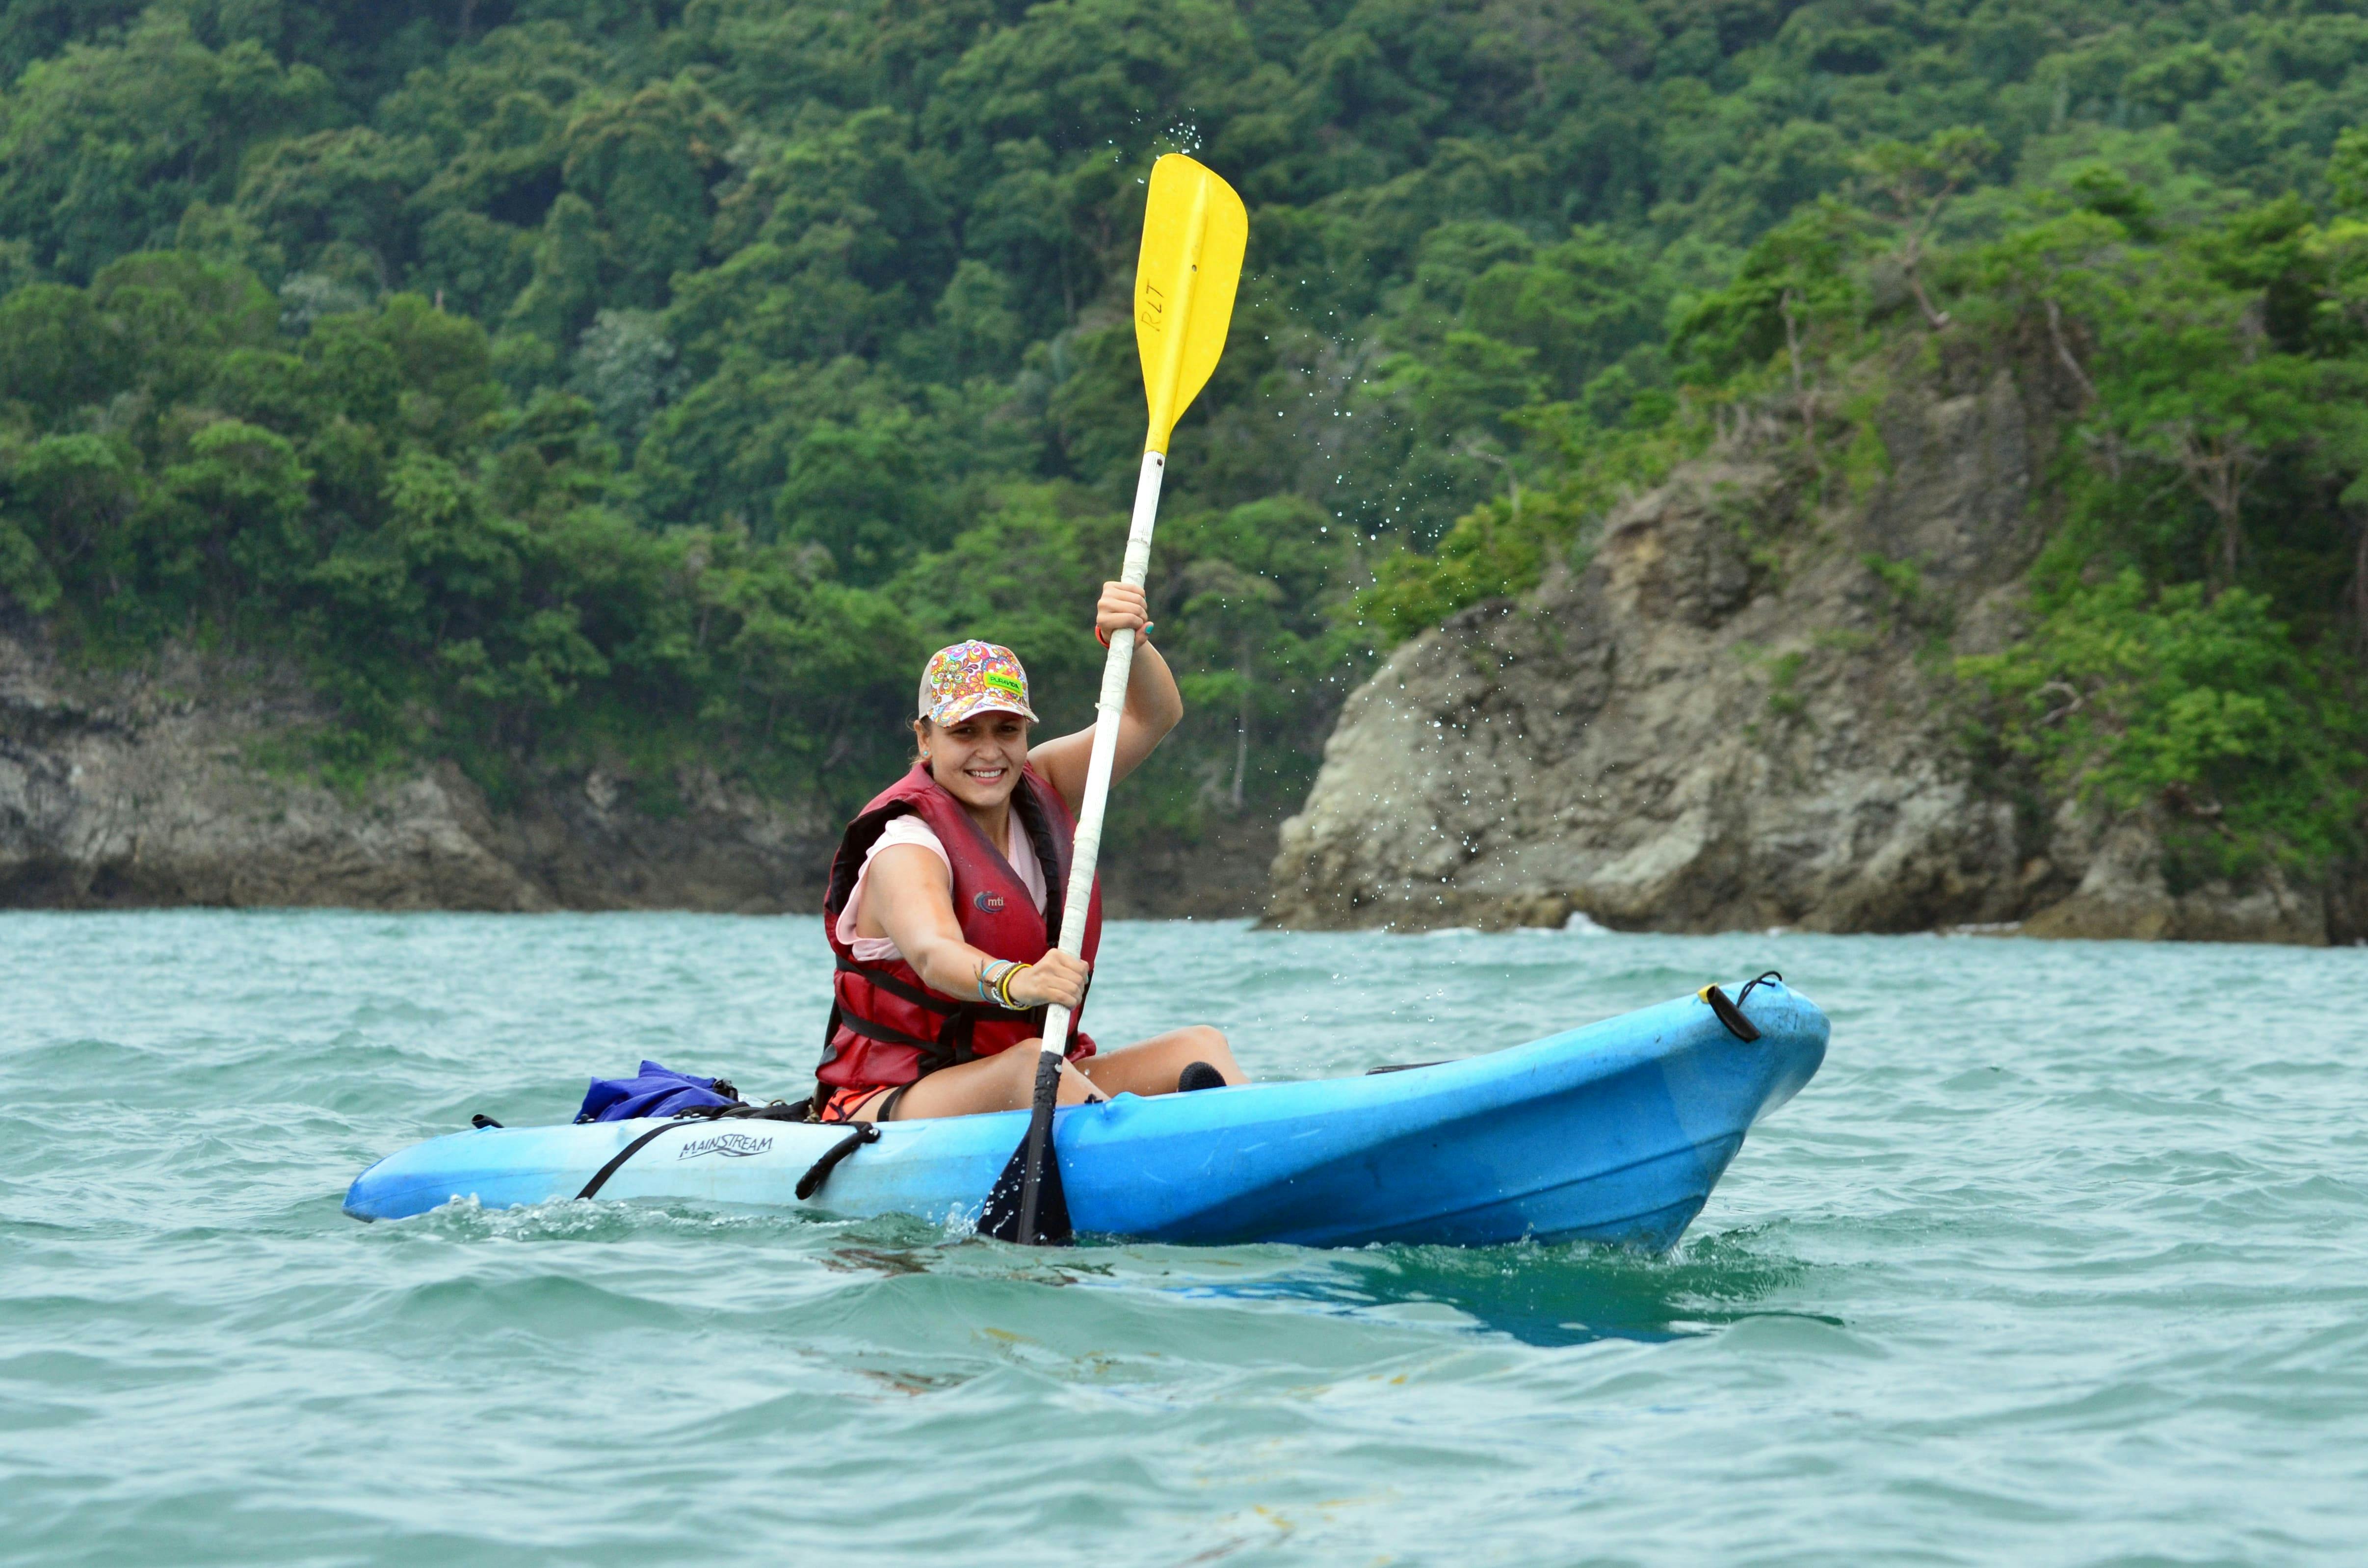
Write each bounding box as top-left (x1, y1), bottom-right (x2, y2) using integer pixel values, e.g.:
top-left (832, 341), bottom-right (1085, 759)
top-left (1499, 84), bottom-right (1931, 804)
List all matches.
top-left (3, 0), bottom-right (2367, 882)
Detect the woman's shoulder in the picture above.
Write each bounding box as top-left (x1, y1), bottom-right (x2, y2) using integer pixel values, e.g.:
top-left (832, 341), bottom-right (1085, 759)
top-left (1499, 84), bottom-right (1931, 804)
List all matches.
top-left (873, 812), bottom-right (947, 856)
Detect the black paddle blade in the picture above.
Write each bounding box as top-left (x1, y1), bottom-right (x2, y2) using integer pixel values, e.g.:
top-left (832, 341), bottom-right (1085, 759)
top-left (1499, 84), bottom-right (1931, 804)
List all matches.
top-left (979, 1126), bottom-right (1070, 1245)
top-left (978, 1054), bottom-right (1072, 1246)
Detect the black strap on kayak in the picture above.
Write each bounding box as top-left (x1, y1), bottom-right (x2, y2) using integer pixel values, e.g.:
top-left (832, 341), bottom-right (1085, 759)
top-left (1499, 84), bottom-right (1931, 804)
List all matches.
top-left (579, 1098), bottom-right (874, 1203)
top-left (576, 1121), bottom-right (699, 1200)
top-left (471, 1114), bottom-right (504, 1128)
top-left (671, 1099), bottom-right (810, 1123)
top-left (1701, 970), bottom-right (1783, 1042)
top-left (795, 1123), bottom-right (881, 1201)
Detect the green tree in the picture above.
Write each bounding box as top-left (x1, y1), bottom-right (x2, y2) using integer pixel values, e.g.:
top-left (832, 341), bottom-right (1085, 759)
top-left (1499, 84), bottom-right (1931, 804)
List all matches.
top-left (0, 13), bottom-right (328, 281)
top-left (146, 419), bottom-right (315, 620)
top-left (1851, 127), bottom-right (1999, 331)
top-left (1960, 571), bottom-right (2363, 877)
top-left (774, 408), bottom-right (950, 586)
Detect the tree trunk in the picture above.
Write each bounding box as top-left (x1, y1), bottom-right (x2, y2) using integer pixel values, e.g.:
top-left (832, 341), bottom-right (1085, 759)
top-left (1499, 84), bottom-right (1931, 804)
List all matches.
top-left (2177, 431), bottom-right (2253, 592)
top-left (1779, 288), bottom-right (1822, 494)
top-left (2043, 298), bottom-right (2097, 405)
top-left (1230, 640), bottom-right (1251, 812)
top-left (2213, 452), bottom-right (2243, 588)
top-left (1900, 235), bottom-right (1951, 331)
top-left (2353, 514), bottom-right (2368, 659)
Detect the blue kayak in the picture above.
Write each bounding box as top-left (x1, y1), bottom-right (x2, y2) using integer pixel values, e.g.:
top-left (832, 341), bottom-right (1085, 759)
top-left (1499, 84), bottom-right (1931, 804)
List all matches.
top-left (343, 979), bottom-right (1826, 1249)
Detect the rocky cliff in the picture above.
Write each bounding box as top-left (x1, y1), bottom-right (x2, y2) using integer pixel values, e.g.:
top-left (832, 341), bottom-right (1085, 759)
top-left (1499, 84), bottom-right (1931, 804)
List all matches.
top-left (0, 624), bottom-right (843, 912)
top-left (1268, 372), bottom-right (2359, 945)
top-left (0, 621), bottom-right (1269, 917)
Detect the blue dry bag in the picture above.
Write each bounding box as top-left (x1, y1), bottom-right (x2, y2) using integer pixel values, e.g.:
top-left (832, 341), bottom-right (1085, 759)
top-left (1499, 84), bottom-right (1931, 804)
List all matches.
top-left (575, 1061), bottom-right (743, 1123)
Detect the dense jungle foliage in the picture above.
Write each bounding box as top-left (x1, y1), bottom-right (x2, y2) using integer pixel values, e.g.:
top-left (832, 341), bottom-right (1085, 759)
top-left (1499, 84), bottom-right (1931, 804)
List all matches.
top-left (2, 0), bottom-right (2366, 874)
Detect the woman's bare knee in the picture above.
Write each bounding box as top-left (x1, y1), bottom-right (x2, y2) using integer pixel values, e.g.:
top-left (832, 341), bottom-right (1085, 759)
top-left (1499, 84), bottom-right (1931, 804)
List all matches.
top-left (997, 1045), bottom-right (1043, 1106)
top-left (1055, 1058), bottom-right (1105, 1105)
top-left (1180, 1024), bottom-right (1246, 1084)
top-left (992, 1043), bottom-right (1101, 1108)
top-left (1071, 1025), bottom-right (1248, 1096)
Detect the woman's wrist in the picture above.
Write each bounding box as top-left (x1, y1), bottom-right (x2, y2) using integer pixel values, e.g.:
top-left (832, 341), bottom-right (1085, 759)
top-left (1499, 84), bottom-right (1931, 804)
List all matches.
top-left (1094, 620), bottom-right (1153, 648)
top-left (977, 958), bottom-right (1022, 1005)
top-left (977, 958), bottom-right (1033, 1009)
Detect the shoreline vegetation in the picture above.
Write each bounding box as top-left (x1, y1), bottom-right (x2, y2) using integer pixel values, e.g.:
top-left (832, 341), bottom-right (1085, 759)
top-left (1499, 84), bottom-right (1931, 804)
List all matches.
top-left (4, 2), bottom-right (2368, 931)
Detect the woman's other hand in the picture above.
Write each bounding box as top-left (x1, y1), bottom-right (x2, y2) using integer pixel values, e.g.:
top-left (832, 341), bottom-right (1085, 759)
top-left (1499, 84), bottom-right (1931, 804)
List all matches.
top-left (1095, 581), bottom-right (1150, 641)
top-left (1032, 578), bottom-right (1182, 813)
top-left (1009, 949), bottom-right (1089, 1010)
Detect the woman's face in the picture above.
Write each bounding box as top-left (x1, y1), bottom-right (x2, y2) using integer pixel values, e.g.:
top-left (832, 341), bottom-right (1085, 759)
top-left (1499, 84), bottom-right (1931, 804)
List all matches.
top-left (920, 712), bottom-right (1031, 810)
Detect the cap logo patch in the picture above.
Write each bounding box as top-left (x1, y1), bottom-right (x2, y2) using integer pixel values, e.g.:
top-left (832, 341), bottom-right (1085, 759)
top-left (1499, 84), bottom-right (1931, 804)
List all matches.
top-left (982, 671), bottom-right (1026, 698)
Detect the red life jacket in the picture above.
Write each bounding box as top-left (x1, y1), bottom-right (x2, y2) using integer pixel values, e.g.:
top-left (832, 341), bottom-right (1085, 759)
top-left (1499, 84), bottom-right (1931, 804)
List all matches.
top-left (817, 761), bottom-right (1102, 1091)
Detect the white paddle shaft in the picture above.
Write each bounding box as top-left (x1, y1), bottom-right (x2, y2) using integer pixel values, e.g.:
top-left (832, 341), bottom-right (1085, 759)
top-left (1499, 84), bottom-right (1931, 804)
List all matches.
top-left (1038, 447), bottom-right (1165, 1055)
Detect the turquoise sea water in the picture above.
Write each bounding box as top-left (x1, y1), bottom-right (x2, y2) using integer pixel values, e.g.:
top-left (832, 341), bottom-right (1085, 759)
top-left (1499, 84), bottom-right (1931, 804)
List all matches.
top-left (3, 911), bottom-right (2365, 1566)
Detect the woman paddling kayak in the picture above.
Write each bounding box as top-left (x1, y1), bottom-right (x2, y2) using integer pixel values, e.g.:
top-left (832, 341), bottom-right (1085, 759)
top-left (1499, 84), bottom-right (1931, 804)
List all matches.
top-left (814, 583), bottom-right (1247, 1124)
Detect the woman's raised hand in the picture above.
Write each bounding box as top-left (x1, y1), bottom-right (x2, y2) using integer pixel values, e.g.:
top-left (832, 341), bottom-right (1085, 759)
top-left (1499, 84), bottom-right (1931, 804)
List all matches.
top-left (1095, 581), bottom-right (1150, 640)
top-left (1009, 949), bottom-right (1090, 1010)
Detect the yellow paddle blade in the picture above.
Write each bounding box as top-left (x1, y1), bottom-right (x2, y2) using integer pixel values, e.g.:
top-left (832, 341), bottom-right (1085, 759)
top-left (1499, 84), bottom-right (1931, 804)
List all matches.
top-left (1134, 153), bottom-right (1248, 454)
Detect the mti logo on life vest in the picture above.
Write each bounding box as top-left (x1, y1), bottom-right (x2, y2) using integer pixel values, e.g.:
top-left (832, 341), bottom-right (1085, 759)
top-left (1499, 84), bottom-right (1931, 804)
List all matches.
top-left (974, 890), bottom-right (1007, 913)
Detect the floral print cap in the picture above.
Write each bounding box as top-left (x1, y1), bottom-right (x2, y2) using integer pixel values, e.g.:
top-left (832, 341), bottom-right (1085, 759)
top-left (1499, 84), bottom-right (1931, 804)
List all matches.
top-left (918, 640), bottom-right (1039, 726)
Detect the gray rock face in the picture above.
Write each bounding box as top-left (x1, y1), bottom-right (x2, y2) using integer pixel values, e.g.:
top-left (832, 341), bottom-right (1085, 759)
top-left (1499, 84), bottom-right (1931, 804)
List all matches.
top-left (0, 623), bottom-right (1271, 916)
top-left (1268, 374), bottom-right (2354, 945)
top-left (0, 627), bottom-right (836, 912)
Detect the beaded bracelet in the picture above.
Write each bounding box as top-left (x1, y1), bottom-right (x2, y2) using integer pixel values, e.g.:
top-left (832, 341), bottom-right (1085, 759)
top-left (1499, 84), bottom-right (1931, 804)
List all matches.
top-left (976, 959), bottom-right (1020, 1004)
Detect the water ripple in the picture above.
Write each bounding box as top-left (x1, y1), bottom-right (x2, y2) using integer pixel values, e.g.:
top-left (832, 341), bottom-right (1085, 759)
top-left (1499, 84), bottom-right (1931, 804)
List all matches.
top-left (2, 912), bottom-right (2366, 1564)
